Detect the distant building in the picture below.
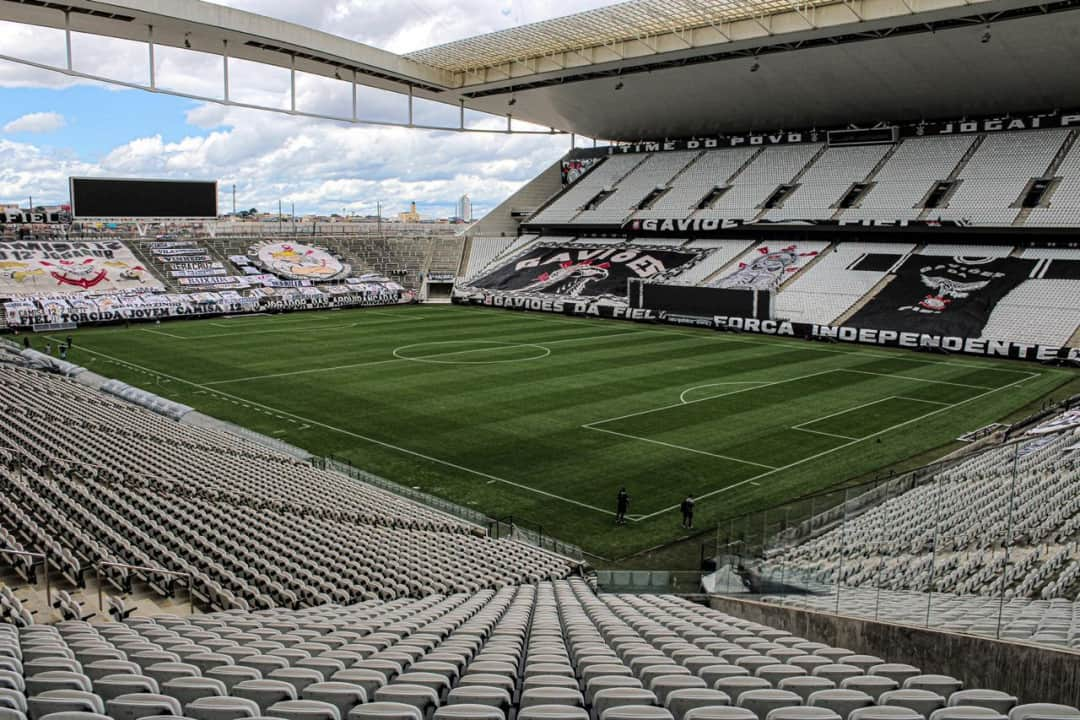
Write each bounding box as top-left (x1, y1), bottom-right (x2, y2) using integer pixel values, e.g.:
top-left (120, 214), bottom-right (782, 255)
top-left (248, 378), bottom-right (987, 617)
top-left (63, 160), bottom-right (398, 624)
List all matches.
top-left (457, 194), bottom-right (473, 222)
top-left (398, 201), bottom-right (421, 223)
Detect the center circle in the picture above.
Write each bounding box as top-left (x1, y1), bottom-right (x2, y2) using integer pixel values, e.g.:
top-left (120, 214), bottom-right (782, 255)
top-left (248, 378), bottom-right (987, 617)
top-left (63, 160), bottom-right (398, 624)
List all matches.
top-left (393, 339), bottom-right (551, 364)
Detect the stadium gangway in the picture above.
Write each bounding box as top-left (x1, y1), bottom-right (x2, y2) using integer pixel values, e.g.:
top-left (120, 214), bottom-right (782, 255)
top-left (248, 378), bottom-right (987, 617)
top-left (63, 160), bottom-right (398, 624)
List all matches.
top-left (96, 561), bottom-right (195, 617)
top-left (0, 547), bottom-right (50, 608)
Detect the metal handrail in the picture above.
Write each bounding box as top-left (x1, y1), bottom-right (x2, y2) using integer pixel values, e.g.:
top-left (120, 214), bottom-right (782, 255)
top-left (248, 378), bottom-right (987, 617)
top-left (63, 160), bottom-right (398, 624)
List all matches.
top-left (96, 561), bottom-right (195, 617)
top-left (0, 547), bottom-right (50, 607)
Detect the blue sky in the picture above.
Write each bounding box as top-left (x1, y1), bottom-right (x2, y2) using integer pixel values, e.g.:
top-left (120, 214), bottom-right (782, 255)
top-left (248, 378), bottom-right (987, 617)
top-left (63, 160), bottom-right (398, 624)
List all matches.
top-left (0, 1), bottom-right (614, 217)
top-left (1, 86), bottom-right (200, 161)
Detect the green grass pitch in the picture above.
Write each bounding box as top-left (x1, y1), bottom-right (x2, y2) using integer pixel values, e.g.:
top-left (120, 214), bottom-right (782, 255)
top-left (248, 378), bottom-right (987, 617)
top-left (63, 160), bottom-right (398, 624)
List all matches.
top-left (52, 304), bottom-right (1077, 562)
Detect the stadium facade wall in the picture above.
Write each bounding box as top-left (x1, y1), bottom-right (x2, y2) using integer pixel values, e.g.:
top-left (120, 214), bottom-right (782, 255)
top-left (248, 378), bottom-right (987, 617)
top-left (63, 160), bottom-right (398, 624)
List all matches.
top-left (709, 596), bottom-right (1080, 707)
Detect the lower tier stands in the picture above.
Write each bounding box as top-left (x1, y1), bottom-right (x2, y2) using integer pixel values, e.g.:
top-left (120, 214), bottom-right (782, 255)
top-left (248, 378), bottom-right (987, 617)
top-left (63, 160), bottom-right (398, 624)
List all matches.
top-left (755, 423), bottom-right (1080, 646)
top-left (1, 580), bottom-right (1076, 720)
top-left (0, 365), bottom-right (572, 611)
top-left (774, 243), bottom-right (914, 325)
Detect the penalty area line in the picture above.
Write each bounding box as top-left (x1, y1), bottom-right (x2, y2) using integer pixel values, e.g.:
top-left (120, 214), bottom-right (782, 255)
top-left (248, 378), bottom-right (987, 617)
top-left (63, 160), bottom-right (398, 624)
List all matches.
top-left (632, 371), bottom-right (1036, 521)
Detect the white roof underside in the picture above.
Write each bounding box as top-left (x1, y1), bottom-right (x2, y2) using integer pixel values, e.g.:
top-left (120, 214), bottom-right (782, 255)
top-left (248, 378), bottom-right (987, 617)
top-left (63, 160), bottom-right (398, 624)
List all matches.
top-left (408, 0), bottom-right (872, 72)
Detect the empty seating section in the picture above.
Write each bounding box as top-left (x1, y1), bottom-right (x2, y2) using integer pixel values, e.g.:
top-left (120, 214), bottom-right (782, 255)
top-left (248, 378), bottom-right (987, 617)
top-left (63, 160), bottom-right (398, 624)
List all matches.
top-left (4, 580), bottom-right (1075, 720)
top-left (667, 241), bottom-right (756, 286)
top-left (979, 280), bottom-right (1080, 347)
top-left (699, 145), bottom-right (824, 221)
top-left (764, 146), bottom-right (890, 221)
top-left (760, 427), bottom-right (1080, 645)
top-left (935, 130), bottom-right (1070, 225)
top-left (574, 152), bottom-right (700, 225)
top-left (775, 243), bottom-right (914, 324)
top-left (710, 241), bottom-right (830, 291)
top-left (531, 156), bottom-right (646, 225)
top-left (0, 365), bottom-right (571, 611)
top-left (916, 245), bottom-right (1015, 258)
top-left (464, 238), bottom-right (519, 280)
top-left (842, 136), bottom-right (976, 222)
top-left (636, 149), bottom-right (758, 219)
top-left (1027, 137), bottom-right (1080, 227)
top-left (524, 130), bottom-right (1080, 228)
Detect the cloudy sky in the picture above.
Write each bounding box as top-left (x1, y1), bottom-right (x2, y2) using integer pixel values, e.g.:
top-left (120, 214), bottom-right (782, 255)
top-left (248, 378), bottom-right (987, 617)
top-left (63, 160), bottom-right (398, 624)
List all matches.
top-left (0, 1), bottom-right (614, 218)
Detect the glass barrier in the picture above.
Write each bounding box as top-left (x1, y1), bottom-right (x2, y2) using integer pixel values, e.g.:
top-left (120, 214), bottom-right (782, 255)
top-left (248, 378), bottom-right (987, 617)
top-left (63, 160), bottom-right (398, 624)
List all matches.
top-left (706, 433), bottom-right (1078, 651)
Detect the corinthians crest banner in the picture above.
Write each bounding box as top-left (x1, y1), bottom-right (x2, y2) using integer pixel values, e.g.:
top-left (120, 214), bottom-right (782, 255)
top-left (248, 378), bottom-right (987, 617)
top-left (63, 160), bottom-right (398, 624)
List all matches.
top-left (848, 256), bottom-right (1036, 337)
top-left (248, 241), bottom-right (351, 282)
top-left (467, 244), bottom-right (699, 300)
top-left (0, 240), bottom-right (163, 295)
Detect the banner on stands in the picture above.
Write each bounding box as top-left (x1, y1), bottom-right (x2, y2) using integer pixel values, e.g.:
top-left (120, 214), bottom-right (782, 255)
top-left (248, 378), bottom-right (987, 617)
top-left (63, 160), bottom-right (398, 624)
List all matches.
top-left (847, 256), bottom-right (1036, 338)
top-left (452, 291), bottom-right (1077, 362)
top-left (467, 244), bottom-right (700, 300)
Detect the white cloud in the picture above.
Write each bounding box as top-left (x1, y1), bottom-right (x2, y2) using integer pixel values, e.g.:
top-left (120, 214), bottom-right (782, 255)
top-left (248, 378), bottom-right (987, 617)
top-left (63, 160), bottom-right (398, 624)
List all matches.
top-left (0, 2), bottom-right (597, 214)
top-left (0, 106), bottom-right (570, 216)
top-left (3, 111), bottom-right (66, 134)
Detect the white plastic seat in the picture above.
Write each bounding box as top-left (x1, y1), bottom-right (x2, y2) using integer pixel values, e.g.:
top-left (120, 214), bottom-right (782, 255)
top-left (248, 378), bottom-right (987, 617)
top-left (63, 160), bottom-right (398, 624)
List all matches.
top-left (26, 691), bottom-right (104, 720)
top-left (104, 693), bottom-right (182, 720)
top-left (948, 691), bottom-right (1018, 714)
top-left (880, 689), bottom-right (947, 717)
top-left (808, 690), bottom-right (874, 720)
top-left (265, 699), bottom-right (341, 720)
top-left (346, 703), bottom-right (421, 720)
top-left (930, 708), bottom-right (1008, 720)
top-left (433, 705), bottom-right (504, 720)
top-left (601, 708), bottom-right (675, 720)
top-left (664, 688), bottom-right (731, 720)
top-left (184, 696), bottom-right (261, 720)
top-left (1008, 705), bottom-right (1080, 720)
top-left (737, 689), bottom-right (803, 719)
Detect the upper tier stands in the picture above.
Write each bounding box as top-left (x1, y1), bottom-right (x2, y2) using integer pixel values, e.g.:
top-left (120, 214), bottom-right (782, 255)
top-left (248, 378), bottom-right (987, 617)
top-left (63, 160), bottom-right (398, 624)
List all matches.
top-left (573, 152), bottom-right (700, 226)
top-left (636, 149), bottom-right (758, 220)
top-left (531, 155), bottom-right (646, 225)
top-left (1027, 137), bottom-right (1080, 228)
top-left (2, 579), bottom-right (1076, 720)
top-left (842, 136), bottom-right (976, 223)
top-left (0, 364), bottom-right (571, 612)
top-left (763, 145), bottom-right (890, 222)
top-left (529, 128), bottom-right (1080, 228)
top-left (935, 129), bottom-right (1070, 226)
top-left (698, 145), bottom-right (824, 223)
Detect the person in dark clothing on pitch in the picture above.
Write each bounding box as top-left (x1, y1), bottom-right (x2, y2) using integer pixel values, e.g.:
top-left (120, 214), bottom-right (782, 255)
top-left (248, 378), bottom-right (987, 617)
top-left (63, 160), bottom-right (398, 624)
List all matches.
top-left (22, 337), bottom-right (30, 350)
top-left (680, 494), bottom-right (695, 529)
top-left (616, 487), bottom-right (630, 525)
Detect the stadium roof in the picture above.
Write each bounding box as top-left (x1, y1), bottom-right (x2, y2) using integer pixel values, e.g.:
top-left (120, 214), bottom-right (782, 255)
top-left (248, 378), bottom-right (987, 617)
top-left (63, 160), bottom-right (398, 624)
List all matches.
top-left (1, 0), bottom-right (1079, 140)
top-left (405, 0), bottom-right (841, 73)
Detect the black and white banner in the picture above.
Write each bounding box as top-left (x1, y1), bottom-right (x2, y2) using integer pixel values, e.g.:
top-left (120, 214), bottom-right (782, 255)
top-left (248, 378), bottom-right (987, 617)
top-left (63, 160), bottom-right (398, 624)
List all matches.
top-left (452, 291), bottom-right (663, 321)
top-left (163, 257), bottom-right (213, 266)
top-left (166, 261), bottom-right (221, 271)
top-left (711, 315), bottom-right (1076, 362)
top-left (624, 217), bottom-right (975, 235)
top-left (453, 291), bottom-right (1077, 362)
top-left (847, 256), bottom-right (1036, 338)
top-left (466, 244), bottom-right (700, 300)
top-left (170, 268), bottom-right (227, 278)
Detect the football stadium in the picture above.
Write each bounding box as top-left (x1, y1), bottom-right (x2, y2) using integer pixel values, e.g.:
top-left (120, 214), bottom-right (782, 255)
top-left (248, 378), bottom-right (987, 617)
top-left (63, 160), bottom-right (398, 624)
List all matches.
top-left (1, 0), bottom-right (1079, 717)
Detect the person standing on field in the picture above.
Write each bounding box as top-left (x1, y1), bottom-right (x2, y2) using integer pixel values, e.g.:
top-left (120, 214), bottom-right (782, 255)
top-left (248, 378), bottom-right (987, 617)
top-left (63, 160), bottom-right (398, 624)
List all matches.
top-left (616, 487), bottom-right (630, 525)
top-left (680, 494), bottom-right (696, 529)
